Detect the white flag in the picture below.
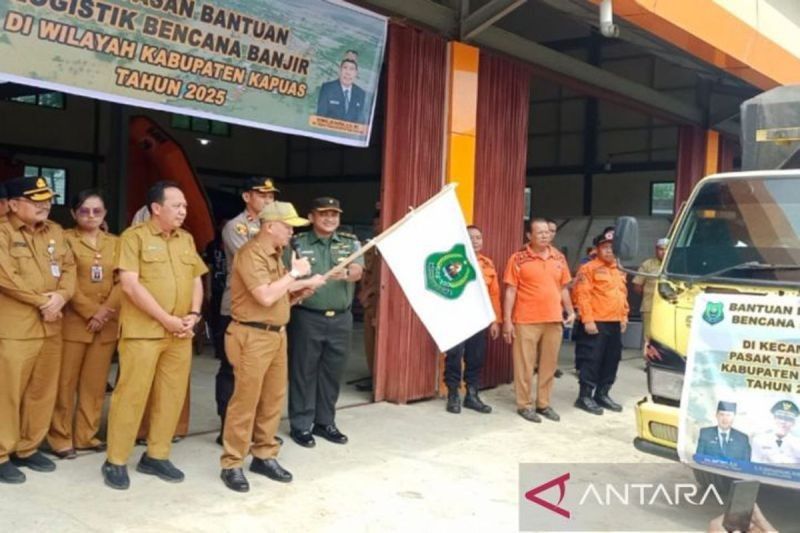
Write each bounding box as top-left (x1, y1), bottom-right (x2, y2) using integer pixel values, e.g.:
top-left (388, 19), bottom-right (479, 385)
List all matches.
top-left (375, 185), bottom-right (496, 352)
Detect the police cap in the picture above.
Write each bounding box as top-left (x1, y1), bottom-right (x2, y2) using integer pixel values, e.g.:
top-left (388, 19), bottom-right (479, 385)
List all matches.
top-left (771, 400), bottom-right (799, 420)
top-left (245, 177), bottom-right (279, 194)
top-left (5, 175), bottom-right (56, 202)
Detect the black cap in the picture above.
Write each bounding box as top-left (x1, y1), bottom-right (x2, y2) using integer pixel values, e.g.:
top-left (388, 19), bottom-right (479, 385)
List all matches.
top-left (594, 228), bottom-right (615, 246)
top-left (0, 182), bottom-right (7, 200)
top-left (244, 177), bottom-right (279, 193)
top-left (312, 197), bottom-right (343, 213)
top-left (5, 175), bottom-right (56, 202)
top-left (771, 400), bottom-right (799, 420)
top-left (717, 401), bottom-right (737, 413)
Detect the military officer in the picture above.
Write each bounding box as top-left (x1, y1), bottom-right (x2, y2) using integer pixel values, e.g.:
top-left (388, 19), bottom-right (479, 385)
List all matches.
top-left (47, 190), bottom-right (120, 459)
top-left (102, 181), bottom-right (207, 490)
top-left (750, 400), bottom-right (800, 466)
top-left (220, 202), bottom-right (325, 492)
top-left (0, 176), bottom-right (76, 484)
top-left (217, 177), bottom-right (279, 444)
top-left (572, 229), bottom-right (629, 416)
top-left (286, 197), bottom-right (364, 448)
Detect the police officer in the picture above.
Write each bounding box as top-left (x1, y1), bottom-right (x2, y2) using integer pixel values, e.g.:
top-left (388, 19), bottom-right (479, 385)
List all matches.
top-left (750, 400), bottom-right (800, 465)
top-left (220, 202), bottom-right (325, 492)
top-left (102, 181), bottom-right (207, 490)
top-left (217, 177), bottom-right (279, 444)
top-left (47, 190), bottom-right (120, 459)
top-left (572, 229), bottom-right (629, 415)
top-left (0, 176), bottom-right (75, 484)
top-left (287, 197), bottom-right (363, 448)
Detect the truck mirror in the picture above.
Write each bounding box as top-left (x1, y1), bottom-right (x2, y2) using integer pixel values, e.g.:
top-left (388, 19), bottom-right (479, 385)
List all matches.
top-left (614, 216), bottom-right (638, 262)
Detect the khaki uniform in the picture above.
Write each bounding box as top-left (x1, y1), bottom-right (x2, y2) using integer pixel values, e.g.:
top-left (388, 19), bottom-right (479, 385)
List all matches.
top-left (632, 257), bottom-right (661, 339)
top-left (0, 215), bottom-right (75, 463)
top-left (221, 239), bottom-right (290, 469)
top-left (106, 220), bottom-right (206, 465)
top-left (48, 230), bottom-right (120, 451)
top-left (358, 247), bottom-right (380, 374)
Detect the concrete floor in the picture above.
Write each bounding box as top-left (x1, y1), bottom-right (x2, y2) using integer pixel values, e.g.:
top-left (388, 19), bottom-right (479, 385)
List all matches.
top-left (1, 328), bottom-right (796, 532)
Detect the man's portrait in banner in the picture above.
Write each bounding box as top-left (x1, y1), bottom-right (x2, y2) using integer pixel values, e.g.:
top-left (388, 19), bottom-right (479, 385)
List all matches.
top-left (316, 54), bottom-right (367, 124)
top-left (694, 400), bottom-right (752, 461)
top-left (750, 400), bottom-right (800, 466)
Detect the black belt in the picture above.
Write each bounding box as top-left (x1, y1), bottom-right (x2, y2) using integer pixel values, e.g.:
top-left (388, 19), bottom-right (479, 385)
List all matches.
top-left (234, 320), bottom-right (285, 332)
top-left (297, 306), bottom-right (351, 318)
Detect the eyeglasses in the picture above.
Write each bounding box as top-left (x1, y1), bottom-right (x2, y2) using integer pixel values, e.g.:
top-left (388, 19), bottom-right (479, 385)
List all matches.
top-left (77, 207), bottom-right (106, 217)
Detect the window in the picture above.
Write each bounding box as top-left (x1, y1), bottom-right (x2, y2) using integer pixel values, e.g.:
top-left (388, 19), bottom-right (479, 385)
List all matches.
top-left (8, 92), bottom-right (65, 109)
top-left (650, 181), bottom-right (675, 216)
top-left (171, 114), bottom-right (230, 136)
top-left (523, 187), bottom-right (532, 221)
top-left (24, 166), bottom-right (67, 206)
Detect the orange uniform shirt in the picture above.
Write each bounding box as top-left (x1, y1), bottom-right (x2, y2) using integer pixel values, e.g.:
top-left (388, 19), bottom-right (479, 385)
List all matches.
top-left (477, 253), bottom-right (502, 323)
top-left (573, 258), bottom-right (629, 323)
top-left (503, 245), bottom-right (571, 324)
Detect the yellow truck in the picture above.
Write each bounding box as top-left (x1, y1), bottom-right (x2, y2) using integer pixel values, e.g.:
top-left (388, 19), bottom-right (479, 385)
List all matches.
top-left (614, 86), bottom-right (800, 487)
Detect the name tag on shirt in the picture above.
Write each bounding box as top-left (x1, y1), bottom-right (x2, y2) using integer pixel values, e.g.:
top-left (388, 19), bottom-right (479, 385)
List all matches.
top-left (91, 265), bottom-right (104, 282)
top-left (51, 264), bottom-right (61, 278)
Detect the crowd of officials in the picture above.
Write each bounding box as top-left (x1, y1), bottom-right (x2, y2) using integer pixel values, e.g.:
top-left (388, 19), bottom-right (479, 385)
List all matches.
top-left (0, 174), bottom-right (651, 494)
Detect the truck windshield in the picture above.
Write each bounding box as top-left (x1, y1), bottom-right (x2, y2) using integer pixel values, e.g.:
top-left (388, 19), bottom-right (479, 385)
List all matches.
top-left (665, 176), bottom-right (800, 283)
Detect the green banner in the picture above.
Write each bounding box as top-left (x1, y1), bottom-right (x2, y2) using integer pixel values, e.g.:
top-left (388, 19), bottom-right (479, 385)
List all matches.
top-left (0, 0), bottom-right (386, 146)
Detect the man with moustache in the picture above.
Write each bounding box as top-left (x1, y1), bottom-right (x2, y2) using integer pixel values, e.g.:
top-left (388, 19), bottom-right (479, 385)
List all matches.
top-left (102, 181), bottom-right (207, 490)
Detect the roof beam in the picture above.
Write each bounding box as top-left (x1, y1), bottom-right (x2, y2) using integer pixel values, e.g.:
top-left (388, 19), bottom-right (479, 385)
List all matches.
top-left (461, 0), bottom-right (527, 41)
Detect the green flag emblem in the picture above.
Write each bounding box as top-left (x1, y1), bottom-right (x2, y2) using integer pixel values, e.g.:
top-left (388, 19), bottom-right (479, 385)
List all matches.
top-left (424, 244), bottom-right (477, 299)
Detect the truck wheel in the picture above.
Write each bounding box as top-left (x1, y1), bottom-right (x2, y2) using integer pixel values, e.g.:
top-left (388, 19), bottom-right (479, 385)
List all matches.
top-left (692, 468), bottom-right (732, 495)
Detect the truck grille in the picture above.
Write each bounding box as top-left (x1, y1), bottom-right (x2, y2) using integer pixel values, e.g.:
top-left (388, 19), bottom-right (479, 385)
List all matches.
top-left (649, 422), bottom-right (678, 443)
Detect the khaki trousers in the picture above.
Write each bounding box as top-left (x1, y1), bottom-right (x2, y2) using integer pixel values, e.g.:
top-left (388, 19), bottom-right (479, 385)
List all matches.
top-left (47, 339), bottom-right (115, 451)
top-left (512, 323), bottom-right (562, 410)
top-left (641, 311), bottom-right (651, 341)
top-left (0, 335), bottom-right (61, 463)
top-left (363, 308), bottom-right (376, 375)
top-left (137, 383), bottom-right (191, 440)
top-left (221, 322), bottom-right (286, 469)
top-left (106, 336), bottom-right (191, 465)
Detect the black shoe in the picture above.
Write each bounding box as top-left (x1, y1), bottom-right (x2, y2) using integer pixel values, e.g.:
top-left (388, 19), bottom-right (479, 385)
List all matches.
top-left (136, 453), bottom-right (185, 483)
top-left (289, 428), bottom-right (316, 448)
top-left (355, 381), bottom-right (373, 392)
top-left (11, 451), bottom-right (56, 472)
top-left (517, 408), bottom-right (542, 423)
top-left (0, 461), bottom-right (26, 484)
top-left (446, 386), bottom-right (461, 414)
top-left (221, 468), bottom-right (250, 492)
top-left (312, 424), bottom-right (349, 445)
top-left (595, 386), bottom-right (623, 412)
top-left (555, 369), bottom-right (564, 378)
top-left (250, 458), bottom-right (293, 483)
top-left (76, 442), bottom-right (107, 453)
top-left (575, 384), bottom-right (604, 415)
top-left (216, 434), bottom-right (223, 446)
top-left (536, 406), bottom-right (561, 422)
top-left (171, 436), bottom-right (184, 443)
top-left (101, 461), bottom-right (129, 490)
top-left (463, 386), bottom-right (492, 414)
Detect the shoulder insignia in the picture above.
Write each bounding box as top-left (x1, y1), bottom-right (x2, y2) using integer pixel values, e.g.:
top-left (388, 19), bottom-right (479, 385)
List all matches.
top-left (338, 232), bottom-right (358, 240)
top-left (235, 223), bottom-right (248, 235)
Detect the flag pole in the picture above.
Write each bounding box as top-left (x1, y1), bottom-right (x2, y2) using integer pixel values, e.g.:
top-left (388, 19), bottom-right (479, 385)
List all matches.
top-left (321, 183), bottom-right (458, 280)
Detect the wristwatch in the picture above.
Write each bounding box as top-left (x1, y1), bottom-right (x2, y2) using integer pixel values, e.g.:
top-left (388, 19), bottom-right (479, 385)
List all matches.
top-left (289, 269), bottom-right (301, 279)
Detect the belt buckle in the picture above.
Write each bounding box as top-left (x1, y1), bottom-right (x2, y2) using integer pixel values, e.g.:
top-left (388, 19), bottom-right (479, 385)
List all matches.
top-left (324, 310), bottom-right (335, 317)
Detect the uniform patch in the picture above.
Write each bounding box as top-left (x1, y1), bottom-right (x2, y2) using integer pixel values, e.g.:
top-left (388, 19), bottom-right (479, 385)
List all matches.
top-left (235, 223), bottom-right (248, 235)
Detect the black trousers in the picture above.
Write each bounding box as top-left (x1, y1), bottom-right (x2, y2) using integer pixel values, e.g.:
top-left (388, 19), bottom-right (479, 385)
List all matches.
top-left (214, 315), bottom-right (234, 419)
top-left (288, 308), bottom-right (352, 431)
top-left (444, 328), bottom-right (487, 388)
top-left (576, 321), bottom-right (622, 389)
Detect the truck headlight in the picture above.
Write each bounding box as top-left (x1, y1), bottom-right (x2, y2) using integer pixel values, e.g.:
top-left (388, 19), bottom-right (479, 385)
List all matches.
top-left (648, 365), bottom-right (684, 402)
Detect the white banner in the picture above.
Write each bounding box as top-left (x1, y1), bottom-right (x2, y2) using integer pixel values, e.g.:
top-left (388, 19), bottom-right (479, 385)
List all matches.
top-left (375, 186), bottom-right (495, 352)
top-left (678, 294), bottom-right (800, 489)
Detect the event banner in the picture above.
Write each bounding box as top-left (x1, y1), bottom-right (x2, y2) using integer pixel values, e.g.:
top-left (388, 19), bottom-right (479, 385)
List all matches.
top-left (0, 0), bottom-right (386, 146)
top-left (678, 294), bottom-right (800, 489)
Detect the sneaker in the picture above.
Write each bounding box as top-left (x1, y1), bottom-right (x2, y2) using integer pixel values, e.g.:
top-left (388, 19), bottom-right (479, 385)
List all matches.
top-left (101, 461), bottom-right (130, 490)
top-left (0, 461), bottom-right (26, 484)
top-left (11, 451), bottom-right (56, 472)
top-left (136, 453), bottom-right (185, 483)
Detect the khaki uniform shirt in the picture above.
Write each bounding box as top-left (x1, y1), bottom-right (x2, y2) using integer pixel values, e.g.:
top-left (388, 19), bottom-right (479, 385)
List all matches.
top-left (220, 211), bottom-right (261, 316)
top-left (0, 214), bottom-right (76, 339)
top-left (286, 230), bottom-right (363, 311)
top-left (62, 229), bottom-right (121, 344)
top-left (230, 239), bottom-right (290, 326)
top-left (117, 220), bottom-right (207, 339)
top-left (632, 257), bottom-right (661, 312)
